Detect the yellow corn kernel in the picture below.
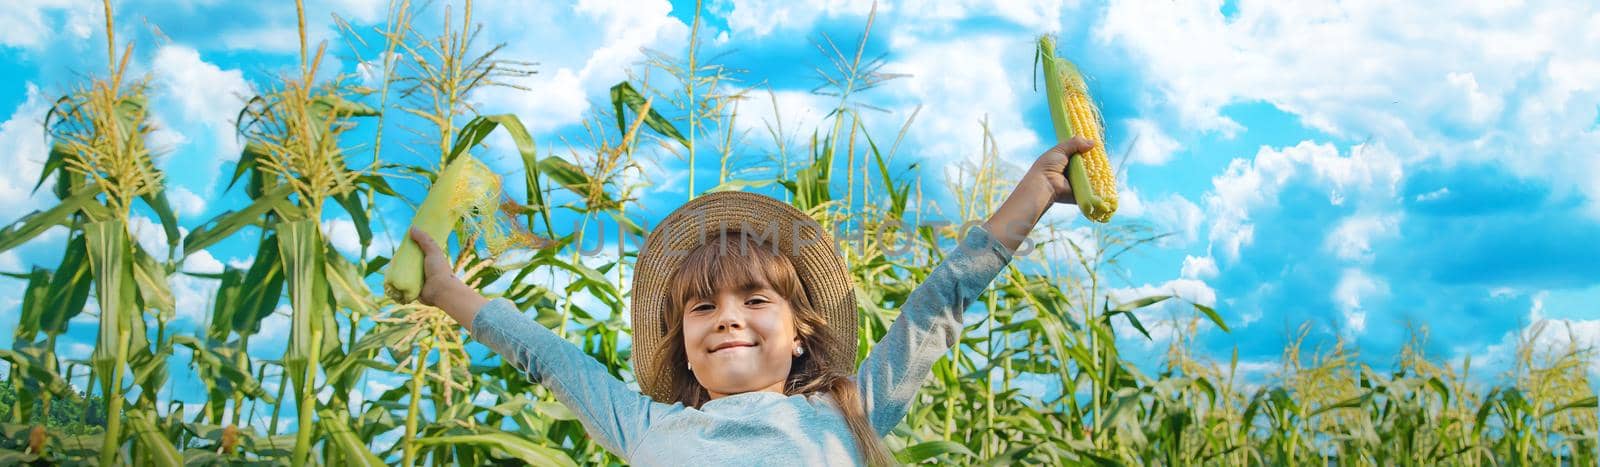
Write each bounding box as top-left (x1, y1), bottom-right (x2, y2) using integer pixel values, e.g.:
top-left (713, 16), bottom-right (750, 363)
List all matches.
top-left (1039, 35), bottom-right (1118, 223)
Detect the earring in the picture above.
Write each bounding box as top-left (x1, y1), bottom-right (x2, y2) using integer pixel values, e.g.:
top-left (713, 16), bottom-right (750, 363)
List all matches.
top-left (687, 362), bottom-right (693, 371)
top-left (793, 346), bottom-right (805, 357)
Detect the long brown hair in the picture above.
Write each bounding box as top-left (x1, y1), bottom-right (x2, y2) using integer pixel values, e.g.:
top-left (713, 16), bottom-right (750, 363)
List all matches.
top-left (659, 228), bottom-right (895, 466)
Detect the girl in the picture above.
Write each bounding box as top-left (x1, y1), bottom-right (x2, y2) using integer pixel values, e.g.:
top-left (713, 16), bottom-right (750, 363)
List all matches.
top-left (409, 137), bottom-right (1096, 466)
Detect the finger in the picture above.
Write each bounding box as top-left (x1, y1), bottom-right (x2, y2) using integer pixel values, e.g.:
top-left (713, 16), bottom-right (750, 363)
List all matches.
top-left (1050, 136), bottom-right (1096, 156)
top-left (410, 227), bottom-right (451, 275)
top-left (409, 227), bottom-right (441, 256)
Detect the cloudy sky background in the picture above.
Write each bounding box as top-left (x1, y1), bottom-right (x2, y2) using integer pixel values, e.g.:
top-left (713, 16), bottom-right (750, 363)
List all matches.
top-left (1, 0), bottom-right (1598, 428)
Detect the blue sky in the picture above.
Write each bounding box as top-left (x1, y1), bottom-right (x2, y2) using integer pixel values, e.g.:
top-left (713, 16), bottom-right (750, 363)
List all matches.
top-left (1, 0), bottom-right (1598, 428)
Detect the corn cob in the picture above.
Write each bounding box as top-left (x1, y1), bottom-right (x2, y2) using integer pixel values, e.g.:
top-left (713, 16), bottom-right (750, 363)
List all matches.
top-left (384, 154), bottom-right (498, 303)
top-left (1039, 35), bottom-right (1117, 223)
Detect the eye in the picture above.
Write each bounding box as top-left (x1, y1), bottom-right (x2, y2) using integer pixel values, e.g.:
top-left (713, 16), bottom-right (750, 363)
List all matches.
top-left (746, 297), bottom-right (769, 306)
top-left (689, 303), bottom-right (713, 313)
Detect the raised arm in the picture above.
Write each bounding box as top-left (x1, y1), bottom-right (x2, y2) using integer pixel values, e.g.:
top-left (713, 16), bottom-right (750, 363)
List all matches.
top-left (853, 138), bottom-right (1094, 435)
top-left (406, 228), bottom-right (667, 460)
top-left (469, 299), bottom-right (665, 459)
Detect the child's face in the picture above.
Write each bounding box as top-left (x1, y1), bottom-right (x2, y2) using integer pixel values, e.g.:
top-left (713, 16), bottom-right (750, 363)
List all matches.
top-left (681, 281), bottom-right (802, 399)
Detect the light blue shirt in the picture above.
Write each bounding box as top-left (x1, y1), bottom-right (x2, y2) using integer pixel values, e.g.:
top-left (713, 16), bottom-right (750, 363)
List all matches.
top-left (469, 224), bottom-right (1015, 466)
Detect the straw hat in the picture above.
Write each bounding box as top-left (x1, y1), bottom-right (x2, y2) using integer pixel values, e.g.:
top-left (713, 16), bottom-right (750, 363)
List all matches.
top-left (630, 191), bottom-right (857, 403)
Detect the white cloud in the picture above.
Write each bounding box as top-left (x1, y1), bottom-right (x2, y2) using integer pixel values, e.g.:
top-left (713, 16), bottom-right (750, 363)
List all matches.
top-left (152, 45), bottom-right (251, 135)
top-left (128, 215), bottom-right (187, 259)
top-left (0, 251), bottom-right (19, 272)
top-left (723, 0), bottom-right (1063, 38)
top-left (1144, 193), bottom-right (1203, 247)
top-left (249, 305), bottom-right (293, 352)
top-left (730, 88), bottom-right (833, 156)
top-left (65, 342), bottom-right (92, 360)
top-left (1323, 213), bottom-right (1401, 263)
top-left (1108, 278), bottom-right (1220, 348)
top-left (355, 52), bottom-right (396, 90)
top-left (330, 0), bottom-right (386, 24)
top-left (1027, 224), bottom-right (1096, 266)
top-left (1527, 290), bottom-right (1548, 323)
top-left (1332, 268), bottom-right (1386, 335)
top-left (220, 25), bottom-right (301, 53)
top-left (1445, 72), bottom-right (1503, 128)
top-left (1109, 184), bottom-right (1201, 246)
top-left (1123, 118), bottom-right (1182, 166)
top-left (626, 150), bottom-right (690, 197)
top-left (1414, 187), bottom-right (1450, 202)
top-left (170, 273), bottom-right (219, 323)
top-left (722, 0), bottom-right (875, 38)
top-left (151, 44), bottom-right (252, 191)
top-left (475, 0), bottom-right (690, 134)
top-left (1099, 0), bottom-right (1600, 217)
top-left (885, 33), bottom-right (1042, 171)
top-left (146, 113), bottom-right (189, 154)
top-left (226, 256), bottom-right (255, 270)
top-left (985, 0), bottom-right (1066, 33)
top-left (182, 250), bottom-right (225, 275)
top-left (1110, 278), bottom-right (1217, 309)
top-left (168, 185), bottom-right (207, 219)
top-left (0, 0), bottom-right (97, 49)
top-left (1180, 255), bottom-right (1218, 280)
top-left (1469, 315), bottom-right (1600, 380)
top-left (1203, 141), bottom-right (1403, 262)
top-left (0, 83), bottom-right (54, 226)
top-left (321, 218), bottom-right (393, 257)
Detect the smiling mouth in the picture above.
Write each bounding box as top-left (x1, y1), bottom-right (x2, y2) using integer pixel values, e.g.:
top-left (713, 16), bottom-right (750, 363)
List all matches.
top-left (710, 342), bottom-right (756, 353)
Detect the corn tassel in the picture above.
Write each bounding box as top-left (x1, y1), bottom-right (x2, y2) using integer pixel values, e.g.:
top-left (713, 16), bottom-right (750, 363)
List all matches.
top-left (384, 155), bottom-right (497, 303)
top-left (1039, 35), bottom-right (1117, 223)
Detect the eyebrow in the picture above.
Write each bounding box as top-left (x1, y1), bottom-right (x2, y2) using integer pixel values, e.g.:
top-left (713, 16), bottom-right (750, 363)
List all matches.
top-left (686, 282), bottom-right (773, 305)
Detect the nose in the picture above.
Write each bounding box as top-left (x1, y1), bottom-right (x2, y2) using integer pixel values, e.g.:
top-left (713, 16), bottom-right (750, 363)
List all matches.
top-left (713, 303), bottom-right (745, 331)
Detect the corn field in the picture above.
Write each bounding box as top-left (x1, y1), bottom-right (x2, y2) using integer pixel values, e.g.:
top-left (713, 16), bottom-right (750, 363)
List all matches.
top-left (0, 1), bottom-right (1594, 466)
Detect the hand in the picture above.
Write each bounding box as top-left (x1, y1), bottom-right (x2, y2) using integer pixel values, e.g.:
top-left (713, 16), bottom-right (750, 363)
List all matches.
top-left (981, 137), bottom-right (1099, 254)
top-left (407, 227), bottom-right (487, 328)
top-left (1026, 136), bottom-right (1097, 205)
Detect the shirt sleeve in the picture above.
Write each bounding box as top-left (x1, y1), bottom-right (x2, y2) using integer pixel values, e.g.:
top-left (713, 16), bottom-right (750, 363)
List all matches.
top-left (469, 298), bottom-right (669, 460)
top-left (853, 223), bottom-right (1015, 436)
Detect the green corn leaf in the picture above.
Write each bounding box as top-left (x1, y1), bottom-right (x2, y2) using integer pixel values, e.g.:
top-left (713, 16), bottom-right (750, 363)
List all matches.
top-left (1191, 302), bottom-right (1230, 332)
top-left (131, 243), bottom-right (174, 319)
top-left (233, 235), bottom-right (285, 336)
top-left (318, 412), bottom-right (385, 467)
top-left (85, 220), bottom-right (138, 465)
top-left (228, 142), bottom-right (267, 192)
top-left (538, 156), bottom-right (592, 200)
top-left (125, 410), bottom-right (182, 466)
top-left (184, 184), bottom-right (295, 256)
top-left (1540, 395), bottom-right (1597, 418)
top-left (414, 432), bottom-right (577, 467)
top-left (42, 233), bottom-right (92, 335)
top-left (1110, 294), bottom-right (1171, 313)
top-left (140, 190), bottom-right (181, 256)
top-left (325, 245), bottom-right (377, 314)
top-left (33, 139), bottom-right (72, 194)
top-left (332, 190), bottom-right (372, 251)
top-left (448, 114), bottom-right (552, 239)
top-left (896, 440), bottom-right (976, 464)
top-left (1310, 392), bottom-right (1371, 417)
top-left (205, 268), bottom-right (244, 341)
top-left (86, 220), bottom-right (137, 380)
top-left (0, 183), bottom-right (100, 254)
top-left (14, 266), bottom-right (50, 341)
top-left (278, 219), bottom-right (334, 367)
top-left (610, 81), bottom-right (689, 149)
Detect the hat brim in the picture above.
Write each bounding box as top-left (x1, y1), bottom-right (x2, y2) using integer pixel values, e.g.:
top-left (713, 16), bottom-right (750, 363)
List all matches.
top-left (630, 191), bottom-right (857, 403)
